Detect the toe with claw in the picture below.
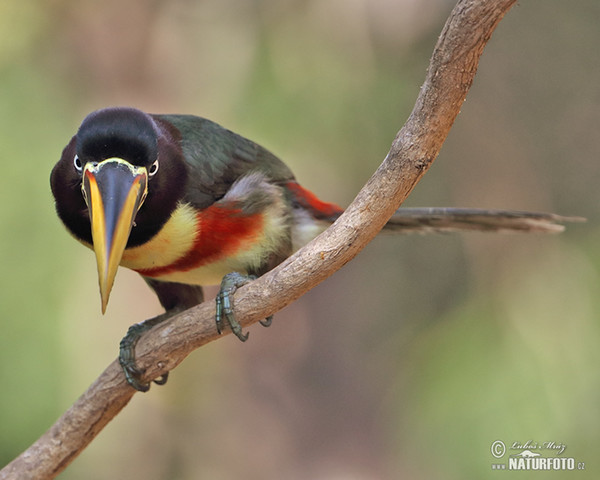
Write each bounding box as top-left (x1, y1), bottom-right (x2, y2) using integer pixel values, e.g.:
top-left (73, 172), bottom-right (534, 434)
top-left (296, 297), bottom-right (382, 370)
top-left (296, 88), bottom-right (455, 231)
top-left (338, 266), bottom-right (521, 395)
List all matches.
top-left (119, 314), bottom-right (170, 392)
top-left (215, 272), bottom-right (273, 341)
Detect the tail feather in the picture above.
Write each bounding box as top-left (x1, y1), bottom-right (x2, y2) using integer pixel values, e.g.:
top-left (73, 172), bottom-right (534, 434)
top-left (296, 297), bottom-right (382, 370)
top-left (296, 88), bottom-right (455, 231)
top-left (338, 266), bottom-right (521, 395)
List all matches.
top-left (382, 207), bottom-right (585, 234)
top-left (286, 180), bottom-right (584, 235)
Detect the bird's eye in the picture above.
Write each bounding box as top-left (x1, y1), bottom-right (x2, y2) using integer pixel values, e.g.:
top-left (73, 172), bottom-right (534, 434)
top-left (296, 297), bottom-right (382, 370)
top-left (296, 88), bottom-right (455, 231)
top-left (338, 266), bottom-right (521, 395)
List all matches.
top-left (74, 155), bottom-right (83, 172)
top-left (148, 159), bottom-right (159, 177)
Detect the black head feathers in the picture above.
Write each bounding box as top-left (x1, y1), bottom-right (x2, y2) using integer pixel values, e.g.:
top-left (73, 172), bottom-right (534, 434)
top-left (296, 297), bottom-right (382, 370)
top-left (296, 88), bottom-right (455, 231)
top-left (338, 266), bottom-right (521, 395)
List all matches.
top-left (76, 107), bottom-right (159, 166)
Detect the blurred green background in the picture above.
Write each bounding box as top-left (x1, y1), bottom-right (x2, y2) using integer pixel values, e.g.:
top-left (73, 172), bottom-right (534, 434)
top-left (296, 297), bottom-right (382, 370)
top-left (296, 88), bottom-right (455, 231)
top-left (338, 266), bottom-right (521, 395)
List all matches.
top-left (1, 0), bottom-right (598, 478)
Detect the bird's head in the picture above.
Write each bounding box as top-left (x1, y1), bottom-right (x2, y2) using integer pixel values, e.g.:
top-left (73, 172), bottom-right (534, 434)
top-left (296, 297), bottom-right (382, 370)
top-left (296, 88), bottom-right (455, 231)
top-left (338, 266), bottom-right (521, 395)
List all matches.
top-left (51, 107), bottom-right (186, 312)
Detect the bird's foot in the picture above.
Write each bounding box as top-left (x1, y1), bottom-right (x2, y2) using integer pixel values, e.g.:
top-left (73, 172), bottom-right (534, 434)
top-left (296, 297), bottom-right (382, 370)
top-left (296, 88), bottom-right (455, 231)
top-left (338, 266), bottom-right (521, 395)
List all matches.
top-left (119, 314), bottom-right (170, 392)
top-left (215, 272), bottom-right (273, 341)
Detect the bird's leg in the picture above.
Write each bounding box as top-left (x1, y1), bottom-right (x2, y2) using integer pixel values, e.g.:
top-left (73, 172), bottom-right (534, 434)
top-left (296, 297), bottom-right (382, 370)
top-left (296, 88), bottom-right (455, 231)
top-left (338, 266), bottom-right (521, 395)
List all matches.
top-left (215, 272), bottom-right (273, 341)
top-left (119, 312), bottom-right (173, 392)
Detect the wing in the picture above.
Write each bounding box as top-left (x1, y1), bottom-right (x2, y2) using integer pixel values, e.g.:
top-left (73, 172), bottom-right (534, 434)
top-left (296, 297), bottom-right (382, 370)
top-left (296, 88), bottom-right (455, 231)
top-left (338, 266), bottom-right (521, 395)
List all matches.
top-left (154, 114), bottom-right (296, 209)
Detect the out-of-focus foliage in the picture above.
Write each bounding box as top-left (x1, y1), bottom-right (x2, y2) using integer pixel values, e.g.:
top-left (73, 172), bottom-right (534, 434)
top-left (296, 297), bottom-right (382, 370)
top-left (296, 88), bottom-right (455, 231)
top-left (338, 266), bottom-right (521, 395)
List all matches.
top-left (0, 0), bottom-right (598, 479)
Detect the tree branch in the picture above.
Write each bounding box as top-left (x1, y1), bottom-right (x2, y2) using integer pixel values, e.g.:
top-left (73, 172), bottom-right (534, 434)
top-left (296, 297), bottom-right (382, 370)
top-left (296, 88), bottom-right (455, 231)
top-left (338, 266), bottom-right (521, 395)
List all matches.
top-left (0, 1), bottom-right (517, 478)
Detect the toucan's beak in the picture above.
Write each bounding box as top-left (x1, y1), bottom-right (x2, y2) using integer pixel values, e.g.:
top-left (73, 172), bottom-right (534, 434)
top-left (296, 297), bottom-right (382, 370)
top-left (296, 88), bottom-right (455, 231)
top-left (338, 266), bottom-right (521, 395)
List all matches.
top-left (82, 158), bottom-right (148, 313)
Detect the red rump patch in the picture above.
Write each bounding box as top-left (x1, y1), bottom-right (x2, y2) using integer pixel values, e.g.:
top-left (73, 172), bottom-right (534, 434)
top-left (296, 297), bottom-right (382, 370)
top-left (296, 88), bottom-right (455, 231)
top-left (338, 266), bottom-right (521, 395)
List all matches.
top-left (136, 203), bottom-right (263, 278)
top-left (285, 181), bottom-right (343, 220)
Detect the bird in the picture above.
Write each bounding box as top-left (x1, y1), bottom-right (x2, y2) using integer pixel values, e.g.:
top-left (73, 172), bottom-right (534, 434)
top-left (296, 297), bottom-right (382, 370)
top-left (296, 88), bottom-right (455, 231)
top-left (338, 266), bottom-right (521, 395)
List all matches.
top-left (50, 106), bottom-right (579, 391)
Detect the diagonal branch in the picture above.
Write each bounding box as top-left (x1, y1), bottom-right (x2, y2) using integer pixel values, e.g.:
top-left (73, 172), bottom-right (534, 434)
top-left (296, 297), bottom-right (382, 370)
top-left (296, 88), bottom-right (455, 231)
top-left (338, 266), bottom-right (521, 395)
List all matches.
top-left (0, 1), bottom-right (518, 478)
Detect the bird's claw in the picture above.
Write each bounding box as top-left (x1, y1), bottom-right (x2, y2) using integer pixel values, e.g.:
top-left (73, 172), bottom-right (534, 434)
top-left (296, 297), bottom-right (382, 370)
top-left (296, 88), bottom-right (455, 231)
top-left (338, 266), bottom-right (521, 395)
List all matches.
top-left (119, 316), bottom-right (170, 392)
top-left (121, 363), bottom-right (151, 392)
top-left (215, 272), bottom-right (273, 341)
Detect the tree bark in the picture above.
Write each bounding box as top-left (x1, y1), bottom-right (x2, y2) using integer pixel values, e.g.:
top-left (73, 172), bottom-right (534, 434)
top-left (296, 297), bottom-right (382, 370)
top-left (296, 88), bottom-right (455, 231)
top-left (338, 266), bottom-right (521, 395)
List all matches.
top-left (0, 1), bottom-right (517, 478)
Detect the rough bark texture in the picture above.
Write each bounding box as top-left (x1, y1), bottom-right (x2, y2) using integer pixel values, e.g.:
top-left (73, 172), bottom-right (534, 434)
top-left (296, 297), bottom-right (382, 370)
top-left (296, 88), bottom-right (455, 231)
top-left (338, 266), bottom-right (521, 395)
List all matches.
top-left (0, 1), bottom-right (517, 478)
